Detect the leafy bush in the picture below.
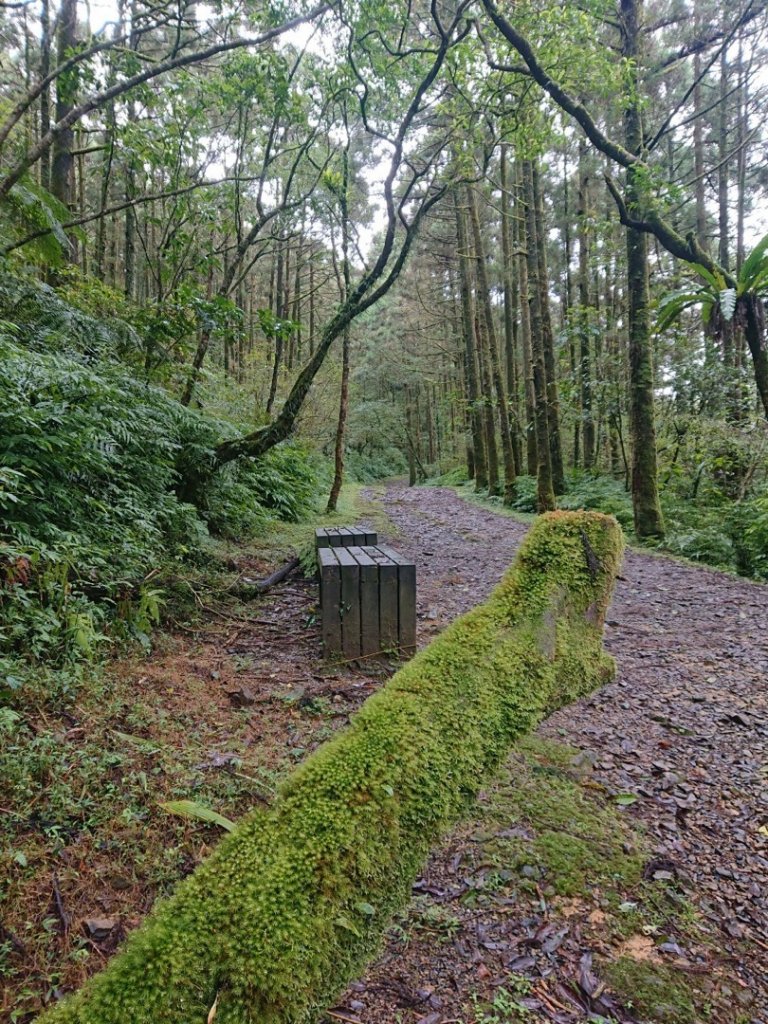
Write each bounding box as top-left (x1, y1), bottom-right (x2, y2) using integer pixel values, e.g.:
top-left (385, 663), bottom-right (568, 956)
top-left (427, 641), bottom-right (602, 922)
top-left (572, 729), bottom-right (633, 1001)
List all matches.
top-left (558, 473), bottom-right (634, 531)
top-left (509, 474), bottom-right (538, 512)
top-left (725, 495), bottom-right (768, 579)
top-left (345, 445), bottom-right (407, 483)
top-left (0, 334), bottom-right (318, 677)
top-left (424, 465), bottom-right (469, 487)
top-left (662, 521), bottom-right (735, 569)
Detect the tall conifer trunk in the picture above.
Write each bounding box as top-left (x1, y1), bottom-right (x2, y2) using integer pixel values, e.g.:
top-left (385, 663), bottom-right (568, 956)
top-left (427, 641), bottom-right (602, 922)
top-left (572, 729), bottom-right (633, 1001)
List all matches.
top-left (621, 0), bottom-right (664, 539)
top-left (577, 138), bottom-right (596, 470)
top-left (328, 143), bottom-right (352, 513)
top-left (500, 144), bottom-right (522, 476)
top-left (468, 187), bottom-right (516, 502)
top-left (522, 160), bottom-right (555, 511)
top-left (51, 0), bottom-right (78, 262)
top-left (455, 193), bottom-right (488, 489)
top-left (531, 162), bottom-right (565, 493)
top-left (514, 160), bottom-right (537, 475)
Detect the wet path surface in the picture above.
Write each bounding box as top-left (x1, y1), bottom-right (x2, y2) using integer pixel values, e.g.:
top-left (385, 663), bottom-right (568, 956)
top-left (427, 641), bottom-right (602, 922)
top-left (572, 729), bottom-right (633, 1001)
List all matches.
top-left (340, 483), bottom-right (768, 1023)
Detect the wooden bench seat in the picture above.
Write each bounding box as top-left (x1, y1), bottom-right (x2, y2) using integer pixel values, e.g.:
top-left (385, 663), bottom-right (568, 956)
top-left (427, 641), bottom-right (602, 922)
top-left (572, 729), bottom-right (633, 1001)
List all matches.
top-left (315, 526), bottom-right (378, 548)
top-left (318, 543), bottom-right (416, 658)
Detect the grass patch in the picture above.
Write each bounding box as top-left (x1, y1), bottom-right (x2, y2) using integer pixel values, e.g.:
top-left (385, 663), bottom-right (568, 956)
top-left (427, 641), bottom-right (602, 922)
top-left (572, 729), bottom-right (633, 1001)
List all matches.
top-left (604, 957), bottom-right (700, 1023)
top-left (244, 482), bottom-right (395, 573)
top-left (470, 736), bottom-right (645, 900)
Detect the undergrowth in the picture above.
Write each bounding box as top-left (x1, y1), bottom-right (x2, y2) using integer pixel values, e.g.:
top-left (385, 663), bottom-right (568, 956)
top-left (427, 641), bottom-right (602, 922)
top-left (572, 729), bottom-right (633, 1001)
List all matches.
top-left (0, 282), bottom-right (322, 703)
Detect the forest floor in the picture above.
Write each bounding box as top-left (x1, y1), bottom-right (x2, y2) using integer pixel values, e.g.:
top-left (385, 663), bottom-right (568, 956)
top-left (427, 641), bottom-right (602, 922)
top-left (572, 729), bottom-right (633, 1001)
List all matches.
top-left (3, 483), bottom-right (767, 1024)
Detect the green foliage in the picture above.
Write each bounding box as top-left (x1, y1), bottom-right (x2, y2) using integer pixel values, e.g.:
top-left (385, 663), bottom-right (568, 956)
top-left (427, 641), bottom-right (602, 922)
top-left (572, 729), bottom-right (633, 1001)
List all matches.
top-left (604, 958), bottom-right (698, 1024)
top-left (37, 511), bottom-right (623, 1024)
top-left (425, 465), bottom-right (470, 487)
top-left (0, 281), bottom-right (319, 679)
top-left (656, 230), bottom-right (768, 333)
top-left (344, 398), bottom-right (408, 482)
top-left (651, 416), bottom-right (768, 577)
top-left (1, 177), bottom-right (84, 267)
top-left (557, 473), bottom-right (634, 531)
top-left (0, 267), bottom-right (140, 359)
top-left (508, 475), bottom-right (538, 512)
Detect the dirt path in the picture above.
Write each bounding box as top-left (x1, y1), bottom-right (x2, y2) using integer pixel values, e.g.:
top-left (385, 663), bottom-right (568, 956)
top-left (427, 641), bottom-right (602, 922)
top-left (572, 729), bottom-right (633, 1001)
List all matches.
top-left (9, 482), bottom-right (766, 1023)
top-left (329, 483), bottom-right (768, 1024)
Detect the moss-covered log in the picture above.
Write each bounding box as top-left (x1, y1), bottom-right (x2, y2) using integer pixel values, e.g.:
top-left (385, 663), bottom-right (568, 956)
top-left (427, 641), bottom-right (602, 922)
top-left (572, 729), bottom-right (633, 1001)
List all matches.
top-left (39, 511), bottom-right (623, 1024)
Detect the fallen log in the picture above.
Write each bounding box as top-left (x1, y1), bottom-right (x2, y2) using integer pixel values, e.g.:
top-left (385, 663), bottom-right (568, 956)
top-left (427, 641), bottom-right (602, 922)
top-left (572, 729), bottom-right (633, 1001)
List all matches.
top-left (39, 511), bottom-right (623, 1024)
top-left (238, 556), bottom-right (301, 596)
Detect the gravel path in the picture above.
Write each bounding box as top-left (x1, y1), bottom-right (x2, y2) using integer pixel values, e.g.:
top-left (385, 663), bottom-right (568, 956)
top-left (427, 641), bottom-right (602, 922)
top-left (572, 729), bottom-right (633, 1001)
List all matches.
top-left (338, 483), bottom-right (768, 1024)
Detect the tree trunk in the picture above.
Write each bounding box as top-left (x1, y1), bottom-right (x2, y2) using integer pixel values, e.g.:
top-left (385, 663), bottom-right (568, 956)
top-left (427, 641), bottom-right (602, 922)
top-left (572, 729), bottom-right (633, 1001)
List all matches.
top-left (475, 305), bottom-right (500, 496)
top-left (531, 161), bottom-right (565, 493)
top-left (266, 237), bottom-right (285, 416)
top-left (515, 160), bottom-right (537, 476)
top-left (522, 159), bottom-right (555, 511)
top-left (500, 143), bottom-right (522, 477)
top-left (51, 0), bottom-right (78, 252)
top-left (621, 0), bottom-right (664, 540)
top-left (455, 192), bottom-right (488, 489)
top-left (561, 147), bottom-right (579, 469)
top-left (39, 0), bottom-right (51, 191)
top-left (468, 186), bottom-right (516, 502)
top-left (327, 143), bottom-right (351, 514)
top-left (742, 296), bottom-right (768, 418)
top-left (577, 138), bottom-right (596, 470)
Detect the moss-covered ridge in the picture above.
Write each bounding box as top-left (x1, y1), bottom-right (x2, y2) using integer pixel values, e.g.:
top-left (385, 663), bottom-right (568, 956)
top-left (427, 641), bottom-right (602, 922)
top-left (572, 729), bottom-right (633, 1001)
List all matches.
top-left (39, 510), bottom-right (623, 1024)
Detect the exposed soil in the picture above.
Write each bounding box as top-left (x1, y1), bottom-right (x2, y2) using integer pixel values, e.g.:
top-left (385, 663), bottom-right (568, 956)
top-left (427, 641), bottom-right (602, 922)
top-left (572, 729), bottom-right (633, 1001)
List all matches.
top-left (5, 482), bottom-right (767, 1023)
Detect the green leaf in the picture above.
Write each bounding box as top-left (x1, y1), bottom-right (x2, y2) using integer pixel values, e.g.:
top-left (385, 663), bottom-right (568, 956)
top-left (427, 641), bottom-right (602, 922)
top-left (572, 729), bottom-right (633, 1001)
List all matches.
top-left (334, 915), bottom-right (362, 937)
top-left (655, 291), bottom-right (703, 332)
top-left (690, 263), bottom-right (725, 292)
top-left (720, 288), bottom-right (737, 321)
top-left (355, 901), bottom-right (376, 916)
top-left (113, 730), bottom-right (162, 753)
top-left (159, 799), bottom-right (236, 832)
top-left (737, 231), bottom-right (768, 294)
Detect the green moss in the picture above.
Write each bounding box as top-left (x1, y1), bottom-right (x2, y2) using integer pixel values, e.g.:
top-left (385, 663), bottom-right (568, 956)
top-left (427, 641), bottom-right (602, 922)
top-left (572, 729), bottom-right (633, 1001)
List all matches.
top-left (38, 512), bottom-right (623, 1024)
top-left (477, 736), bottom-right (645, 898)
top-left (604, 957), bottom-right (701, 1023)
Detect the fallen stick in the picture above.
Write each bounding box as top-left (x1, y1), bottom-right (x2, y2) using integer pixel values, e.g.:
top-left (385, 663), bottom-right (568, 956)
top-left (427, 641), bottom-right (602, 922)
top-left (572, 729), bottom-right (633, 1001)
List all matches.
top-left (241, 556), bottom-right (301, 594)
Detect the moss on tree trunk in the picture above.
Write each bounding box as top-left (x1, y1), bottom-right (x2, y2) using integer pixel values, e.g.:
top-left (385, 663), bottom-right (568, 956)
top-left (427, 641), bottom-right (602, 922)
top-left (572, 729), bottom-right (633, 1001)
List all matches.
top-left (39, 511), bottom-right (623, 1024)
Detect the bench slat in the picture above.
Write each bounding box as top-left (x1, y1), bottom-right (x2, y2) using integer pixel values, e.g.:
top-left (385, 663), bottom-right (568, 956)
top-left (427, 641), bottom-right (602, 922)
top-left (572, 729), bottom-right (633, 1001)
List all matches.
top-left (349, 547), bottom-right (380, 656)
top-left (319, 547), bottom-right (342, 652)
top-left (335, 548), bottom-right (361, 657)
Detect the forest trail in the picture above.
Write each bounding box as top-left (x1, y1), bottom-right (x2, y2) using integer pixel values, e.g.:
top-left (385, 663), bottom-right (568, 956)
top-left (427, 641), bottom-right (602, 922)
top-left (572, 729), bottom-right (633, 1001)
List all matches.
top-left (330, 482), bottom-right (768, 1022)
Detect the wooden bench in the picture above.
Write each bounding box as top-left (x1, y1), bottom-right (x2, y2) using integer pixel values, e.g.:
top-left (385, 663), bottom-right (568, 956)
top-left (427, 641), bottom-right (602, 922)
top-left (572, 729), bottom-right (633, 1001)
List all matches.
top-left (318, 544), bottom-right (416, 658)
top-left (315, 526), bottom-right (378, 548)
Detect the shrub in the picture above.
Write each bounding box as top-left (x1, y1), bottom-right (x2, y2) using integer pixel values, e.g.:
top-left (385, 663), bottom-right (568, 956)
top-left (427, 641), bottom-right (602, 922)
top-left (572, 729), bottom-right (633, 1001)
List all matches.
top-left (558, 473), bottom-right (634, 531)
top-left (38, 511), bottom-right (623, 1024)
top-left (509, 474), bottom-right (537, 512)
top-left (0, 336), bottom-right (318, 672)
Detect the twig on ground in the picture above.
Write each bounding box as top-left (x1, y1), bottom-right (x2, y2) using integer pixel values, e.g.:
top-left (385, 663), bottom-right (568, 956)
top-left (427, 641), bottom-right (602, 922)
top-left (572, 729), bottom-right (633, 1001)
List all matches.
top-left (52, 873), bottom-right (70, 935)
